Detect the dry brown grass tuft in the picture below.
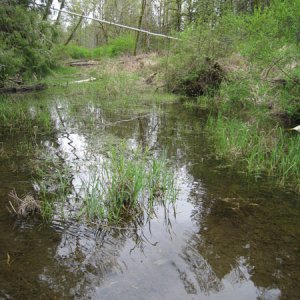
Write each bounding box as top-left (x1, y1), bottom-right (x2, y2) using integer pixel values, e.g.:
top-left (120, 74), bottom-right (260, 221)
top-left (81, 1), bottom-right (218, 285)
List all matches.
top-left (8, 190), bottom-right (41, 217)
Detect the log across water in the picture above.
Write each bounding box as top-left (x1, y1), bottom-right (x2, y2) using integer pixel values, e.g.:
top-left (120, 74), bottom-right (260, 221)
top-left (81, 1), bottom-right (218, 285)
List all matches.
top-left (0, 83), bottom-right (47, 94)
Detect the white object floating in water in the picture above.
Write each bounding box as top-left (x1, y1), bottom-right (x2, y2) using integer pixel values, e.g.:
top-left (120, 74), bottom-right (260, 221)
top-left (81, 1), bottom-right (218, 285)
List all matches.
top-left (290, 125), bottom-right (300, 132)
top-left (73, 77), bottom-right (97, 84)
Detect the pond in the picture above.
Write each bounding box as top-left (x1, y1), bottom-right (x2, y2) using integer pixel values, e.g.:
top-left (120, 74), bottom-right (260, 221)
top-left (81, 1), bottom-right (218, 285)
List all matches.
top-left (0, 90), bottom-right (299, 300)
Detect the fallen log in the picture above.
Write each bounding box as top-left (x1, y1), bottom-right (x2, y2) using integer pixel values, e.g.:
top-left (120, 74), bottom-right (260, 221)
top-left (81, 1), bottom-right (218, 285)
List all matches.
top-left (72, 77), bottom-right (96, 84)
top-left (0, 83), bottom-right (47, 94)
top-left (68, 61), bottom-right (99, 67)
top-left (68, 59), bottom-right (89, 64)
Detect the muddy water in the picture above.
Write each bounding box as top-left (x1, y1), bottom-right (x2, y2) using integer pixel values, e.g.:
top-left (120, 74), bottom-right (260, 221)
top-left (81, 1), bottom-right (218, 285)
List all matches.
top-left (0, 96), bottom-right (300, 300)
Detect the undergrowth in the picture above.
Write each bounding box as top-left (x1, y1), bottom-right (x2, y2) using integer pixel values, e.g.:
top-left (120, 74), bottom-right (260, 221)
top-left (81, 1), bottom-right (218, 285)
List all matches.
top-left (164, 0), bottom-right (300, 192)
top-left (206, 115), bottom-right (300, 192)
top-left (61, 34), bottom-right (135, 60)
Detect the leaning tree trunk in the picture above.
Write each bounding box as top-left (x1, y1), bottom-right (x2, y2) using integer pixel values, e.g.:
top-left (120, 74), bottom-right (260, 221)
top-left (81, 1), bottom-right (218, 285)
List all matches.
top-left (99, 23), bottom-right (109, 44)
top-left (55, 0), bottom-right (66, 25)
top-left (64, 12), bottom-right (84, 46)
top-left (133, 0), bottom-right (147, 56)
top-left (43, 0), bottom-right (54, 20)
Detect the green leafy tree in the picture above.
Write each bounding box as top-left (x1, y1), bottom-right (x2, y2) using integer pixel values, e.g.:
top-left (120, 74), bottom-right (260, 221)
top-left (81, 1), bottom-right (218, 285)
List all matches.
top-left (0, 1), bottom-right (57, 86)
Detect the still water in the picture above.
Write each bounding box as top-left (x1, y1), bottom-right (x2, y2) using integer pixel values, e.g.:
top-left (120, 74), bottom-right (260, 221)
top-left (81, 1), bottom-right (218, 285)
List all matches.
top-left (0, 94), bottom-right (299, 300)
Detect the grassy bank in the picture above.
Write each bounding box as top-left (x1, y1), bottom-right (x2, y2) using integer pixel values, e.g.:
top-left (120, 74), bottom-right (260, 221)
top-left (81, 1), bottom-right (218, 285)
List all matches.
top-left (163, 0), bottom-right (300, 192)
top-left (205, 115), bottom-right (300, 192)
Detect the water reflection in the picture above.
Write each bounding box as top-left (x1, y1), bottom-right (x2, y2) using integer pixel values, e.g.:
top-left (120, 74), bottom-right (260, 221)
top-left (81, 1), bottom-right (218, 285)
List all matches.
top-left (179, 165), bottom-right (300, 299)
top-left (1, 99), bottom-right (300, 299)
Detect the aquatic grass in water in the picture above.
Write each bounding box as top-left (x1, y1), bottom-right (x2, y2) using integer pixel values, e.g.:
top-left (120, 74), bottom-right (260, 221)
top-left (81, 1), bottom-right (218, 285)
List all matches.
top-left (0, 97), bottom-right (53, 134)
top-left (81, 145), bottom-right (177, 224)
top-left (32, 157), bottom-right (74, 220)
top-left (206, 115), bottom-right (252, 159)
top-left (206, 115), bottom-right (300, 191)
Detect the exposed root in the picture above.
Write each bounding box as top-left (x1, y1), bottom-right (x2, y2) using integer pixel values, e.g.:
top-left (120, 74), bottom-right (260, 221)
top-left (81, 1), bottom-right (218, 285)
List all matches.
top-left (8, 190), bottom-right (41, 217)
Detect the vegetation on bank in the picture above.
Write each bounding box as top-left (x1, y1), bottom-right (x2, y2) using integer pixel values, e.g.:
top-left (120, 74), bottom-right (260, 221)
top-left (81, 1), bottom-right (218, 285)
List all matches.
top-left (61, 34), bottom-right (136, 60)
top-left (0, 3), bottom-right (58, 86)
top-left (0, 3), bottom-right (136, 87)
top-left (164, 0), bottom-right (300, 192)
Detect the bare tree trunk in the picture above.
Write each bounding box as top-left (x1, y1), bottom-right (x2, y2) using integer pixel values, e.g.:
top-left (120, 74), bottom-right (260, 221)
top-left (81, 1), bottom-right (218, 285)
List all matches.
top-left (64, 12), bottom-right (84, 46)
top-left (43, 0), bottom-right (54, 20)
top-left (55, 0), bottom-right (65, 25)
top-left (186, 0), bottom-right (194, 24)
top-left (158, 0), bottom-right (163, 33)
top-left (99, 23), bottom-right (109, 44)
top-left (143, 1), bottom-right (151, 51)
top-left (175, 0), bottom-right (182, 31)
top-left (133, 0), bottom-right (147, 56)
top-left (163, 0), bottom-right (169, 34)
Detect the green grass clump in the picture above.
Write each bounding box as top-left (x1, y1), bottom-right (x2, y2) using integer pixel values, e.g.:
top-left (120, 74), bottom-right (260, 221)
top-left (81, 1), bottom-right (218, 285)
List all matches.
top-left (0, 97), bottom-right (53, 134)
top-left (81, 145), bottom-right (177, 224)
top-left (206, 115), bottom-right (300, 191)
top-left (33, 157), bottom-right (73, 220)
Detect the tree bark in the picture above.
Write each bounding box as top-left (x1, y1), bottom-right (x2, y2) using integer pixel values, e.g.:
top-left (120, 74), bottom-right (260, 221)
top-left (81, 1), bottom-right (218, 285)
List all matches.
top-left (133, 0), bottom-right (147, 56)
top-left (64, 12), bottom-right (84, 46)
top-left (175, 0), bottom-right (182, 31)
top-left (43, 0), bottom-right (54, 21)
top-left (99, 22), bottom-right (109, 44)
top-left (55, 0), bottom-right (65, 25)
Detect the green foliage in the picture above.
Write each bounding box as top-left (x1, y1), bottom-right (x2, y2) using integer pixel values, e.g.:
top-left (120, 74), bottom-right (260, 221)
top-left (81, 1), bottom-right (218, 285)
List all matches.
top-left (62, 35), bottom-right (135, 60)
top-left (222, 1), bottom-right (300, 66)
top-left (169, 0), bottom-right (300, 192)
top-left (92, 34), bottom-right (135, 58)
top-left (206, 115), bottom-right (300, 192)
top-left (164, 24), bottom-right (231, 96)
top-left (63, 45), bottom-right (92, 59)
top-left (81, 145), bottom-right (176, 224)
top-left (0, 4), bottom-right (57, 85)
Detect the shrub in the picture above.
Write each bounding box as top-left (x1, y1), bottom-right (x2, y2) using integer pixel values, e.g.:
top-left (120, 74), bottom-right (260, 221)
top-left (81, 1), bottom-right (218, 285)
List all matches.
top-left (92, 34), bottom-right (135, 58)
top-left (164, 24), bottom-right (232, 96)
top-left (63, 44), bottom-right (92, 59)
top-left (0, 4), bottom-right (57, 85)
top-left (59, 34), bottom-right (135, 61)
